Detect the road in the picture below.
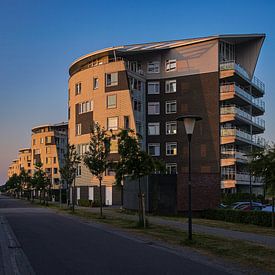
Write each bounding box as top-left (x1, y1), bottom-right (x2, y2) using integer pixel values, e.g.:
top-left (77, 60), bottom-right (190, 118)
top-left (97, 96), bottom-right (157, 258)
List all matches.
top-left (0, 195), bottom-right (235, 275)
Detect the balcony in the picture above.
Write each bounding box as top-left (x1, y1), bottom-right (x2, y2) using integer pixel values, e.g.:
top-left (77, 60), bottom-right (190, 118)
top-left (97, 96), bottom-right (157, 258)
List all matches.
top-left (220, 61), bottom-right (265, 95)
top-left (220, 105), bottom-right (265, 131)
top-left (221, 149), bottom-right (248, 163)
top-left (220, 127), bottom-right (265, 147)
top-left (221, 171), bottom-right (264, 186)
top-left (220, 83), bottom-right (265, 114)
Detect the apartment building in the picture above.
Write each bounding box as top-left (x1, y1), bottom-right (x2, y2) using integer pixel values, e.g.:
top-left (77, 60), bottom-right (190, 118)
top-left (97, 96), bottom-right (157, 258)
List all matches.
top-left (31, 122), bottom-right (68, 189)
top-left (18, 148), bottom-right (32, 174)
top-left (68, 34), bottom-right (265, 210)
top-left (7, 159), bottom-right (20, 178)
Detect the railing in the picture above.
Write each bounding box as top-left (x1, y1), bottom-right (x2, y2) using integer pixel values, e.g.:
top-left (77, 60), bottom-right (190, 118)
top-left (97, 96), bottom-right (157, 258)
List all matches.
top-left (220, 61), bottom-right (265, 93)
top-left (221, 170), bottom-right (264, 185)
top-left (220, 83), bottom-right (265, 111)
top-left (221, 150), bottom-right (248, 162)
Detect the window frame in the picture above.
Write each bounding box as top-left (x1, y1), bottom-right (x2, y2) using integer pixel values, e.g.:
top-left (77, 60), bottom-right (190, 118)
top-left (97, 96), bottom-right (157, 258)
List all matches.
top-left (165, 59), bottom-right (177, 72)
top-left (166, 142), bottom-right (177, 156)
top-left (147, 61), bottom-right (160, 74)
top-left (165, 80), bottom-right (177, 93)
top-left (107, 116), bottom-right (119, 130)
top-left (107, 94), bottom-right (117, 109)
top-left (76, 123), bottom-right (82, 136)
top-left (147, 81), bottom-right (160, 94)
top-left (106, 72), bottom-right (118, 87)
top-left (166, 121), bottom-right (177, 135)
top-left (93, 77), bottom-right (99, 90)
top-left (166, 163), bottom-right (177, 174)
top-left (148, 102), bottom-right (160, 115)
top-left (148, 122), bottom-right (160, 136)
top-left (165, 100), bottom-right (177, 114)
top-left (75, 82), bottom-right (81, 95)
top-left (148, 143), bottom-right (160, 156)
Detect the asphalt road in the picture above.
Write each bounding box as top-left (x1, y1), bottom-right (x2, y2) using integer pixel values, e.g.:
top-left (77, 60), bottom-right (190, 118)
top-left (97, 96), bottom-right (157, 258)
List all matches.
top-left (0, 195), bottom-right (232, 275)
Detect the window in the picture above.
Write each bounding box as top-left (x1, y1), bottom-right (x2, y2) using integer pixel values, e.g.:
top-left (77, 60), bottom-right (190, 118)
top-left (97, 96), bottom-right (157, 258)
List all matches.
top-left (166, 142), bottom-right (177, 156)
top-left (45, 157), bottom-right (49, 164)
top-left (166, 60), bottom-right (177, 71)
top-left (53, 157), bottom-right (56, 164)
top-left (77, 144), bottom-right (89, 155)
top-left (124, 116), bottom-right (130, 129)
top-left (166, 121), bottom-right (177, 135)
top-left (165, 100), bottom-right (177, 114)
top-left (166, 163), bottom-right (177, 174)
top-left (148, 102), bottom-right (160, 115)
top-left (76, 123), bottom-right (81, 136)
top-left (107, 95), bottom-right (117, 108)
top-left (40, 138), bottom-right (44, 144)
top-left (106, 72), bottom-right (118, 87)
top-left (76, 165), bottom-right (81, 176)
top-left (136, 121), bottom-right (142, 134)
top-left (54, 168), bottom-right (58, 174)
top-left (75, 83), bottom-right (81, 95)
top-left (79, 101), bottom-right (93, 114)
top-left (133, 100), bottom-right (141, 112)
top-left (46, 136), bottom-right (52, 144)
top-left (165, 80), bottom-right (176, 93)
top-left (34, 149), bottom-right (40, 154)
top-left (46, 147), bottom-right (51, 154)
top-left (110, 139), bottom-right (118, 153)
top-left (148, 143), bottom-right (160, 156)
top-left (148, 82), bottom-right (160, 94)
top-left (147, 61), bottom-right (160, 73)
top-left (148, 123), bottom-right (160, 135)
top-left (33, 139), bottom-right (36, 145)
top-left (93, 77), bottom-right (99, 89)
top-left (107, 117), bottom-right (118, 130)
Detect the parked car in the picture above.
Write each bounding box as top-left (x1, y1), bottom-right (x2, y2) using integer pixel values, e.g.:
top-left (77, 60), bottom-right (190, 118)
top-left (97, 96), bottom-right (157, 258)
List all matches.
top-left (229, 201), bottom-right (263, 210)
top-left (261, 205), bottom-right (274, 212)
top-left (219, 203), bottom-right (228, 209)
top-left (238, 204), bottom-right (263, 211)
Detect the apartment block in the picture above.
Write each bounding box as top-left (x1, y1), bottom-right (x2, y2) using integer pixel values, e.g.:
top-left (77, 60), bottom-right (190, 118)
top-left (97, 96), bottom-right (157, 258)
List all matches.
top-left (7, 159), bottom-right (20, 178)
top-left (18, 148), bottom-right (32, 174)
top-left (68, 34), bottom-right (265, 210)
top-left (31, 122), bottom-right (68, 189)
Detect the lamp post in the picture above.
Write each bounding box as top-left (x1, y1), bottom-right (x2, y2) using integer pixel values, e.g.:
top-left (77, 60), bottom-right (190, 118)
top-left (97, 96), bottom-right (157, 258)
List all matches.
top-left (177, 115), bottom-right (202, 241)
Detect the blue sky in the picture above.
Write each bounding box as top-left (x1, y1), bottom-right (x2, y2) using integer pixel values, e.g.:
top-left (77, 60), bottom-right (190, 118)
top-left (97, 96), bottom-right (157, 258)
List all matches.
top-left (0, 0), bottom-right (274, 185)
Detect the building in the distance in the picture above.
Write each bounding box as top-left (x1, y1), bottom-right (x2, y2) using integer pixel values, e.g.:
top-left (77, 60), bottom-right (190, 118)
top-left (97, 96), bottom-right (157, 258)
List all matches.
top-left (18, 148), bottom-right (32, 174)
top-left (68, 34), bottom-right (265, 211)
top-left (31, 122), bottom-right (68, 189)
top-left (7, 159), bottom-right (20, 178)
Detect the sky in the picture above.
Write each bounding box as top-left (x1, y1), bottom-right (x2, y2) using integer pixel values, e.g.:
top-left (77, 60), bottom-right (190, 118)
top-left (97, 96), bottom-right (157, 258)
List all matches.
top-left (0, 0), bottom-right (275, 185)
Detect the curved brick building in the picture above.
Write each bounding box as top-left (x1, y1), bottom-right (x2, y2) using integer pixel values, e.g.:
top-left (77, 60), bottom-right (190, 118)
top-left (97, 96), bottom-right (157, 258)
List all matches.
top-left (68, 34), bottom-right (265, 211)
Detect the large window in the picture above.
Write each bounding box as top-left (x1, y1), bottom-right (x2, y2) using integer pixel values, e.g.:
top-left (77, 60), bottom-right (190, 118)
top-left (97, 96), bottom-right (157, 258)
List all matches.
top-left (165, 100), bottom-right (177, 114)
top-left (166, 121), bottom-right (177, 135)
top-left (166, 142), bottom-right (177, 156)
top-left (76, 123), bottom-right (82, 136)
top-left (147, 61), bottom-right (160, 73)
top-left (165, 60), bottom-right (177, 72)
top-left (148, 102), bottom-right (160, 115)
top-left (79, 101), bottom-right (93, 114)
top-left (165, 80), bottom-right (176, 93)
top-left (148, 122), bottom-right (160, 135)
top-left (107, 117), bottom-right (118, 130)
top-left (148, 143), bottom-right (160, 156)
top-left (148, 82), bottom-right (160, 94)
top-left (106, 72), bottom-right (118, 87)
top-left (166, 163), bottom-right (177, 174)
top-left (107, 95), bottom-right (117, 108)
top-left (75, 82), bottom-right (81, 95)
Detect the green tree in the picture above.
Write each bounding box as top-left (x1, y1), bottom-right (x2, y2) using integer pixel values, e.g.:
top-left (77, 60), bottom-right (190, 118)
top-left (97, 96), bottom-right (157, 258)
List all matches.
top-left (4, 174), bottom-right (21, 196)
top-left (31, 163), bottom-right (50, 205)
top-left (83, 123), bottom-right (111, 218)
top-left (59, 144), bottom-right (81, 211)
top-left (250, 144), bottom-right (275, 227)
top-left (115, 129), bottom-right (164, 227)
top-left (19, 169), bottom-right (31, 200)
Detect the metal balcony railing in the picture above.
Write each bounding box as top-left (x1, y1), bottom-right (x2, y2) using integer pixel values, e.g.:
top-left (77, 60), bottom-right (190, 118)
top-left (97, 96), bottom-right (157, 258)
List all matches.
top-left (220, 61), bottom-right (265, 93)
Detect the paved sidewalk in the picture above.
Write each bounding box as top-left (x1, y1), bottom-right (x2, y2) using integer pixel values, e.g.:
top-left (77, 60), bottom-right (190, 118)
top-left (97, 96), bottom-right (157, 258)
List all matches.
top-left (76, 206), bottom-right (275, 249)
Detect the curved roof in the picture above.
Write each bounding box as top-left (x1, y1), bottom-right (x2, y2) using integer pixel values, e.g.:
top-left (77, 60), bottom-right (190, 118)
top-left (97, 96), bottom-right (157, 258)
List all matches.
top-left (69, 34), bottom-right (265, 76)
top-left (31, 122), bottom-right (68, 132)
top-left (19, 148), bottom-right (31, 152)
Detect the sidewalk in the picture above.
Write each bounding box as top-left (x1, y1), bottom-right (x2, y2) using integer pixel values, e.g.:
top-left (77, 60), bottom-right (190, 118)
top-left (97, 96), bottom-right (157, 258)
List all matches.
top-left (75, 205), bottom-right (275, 249)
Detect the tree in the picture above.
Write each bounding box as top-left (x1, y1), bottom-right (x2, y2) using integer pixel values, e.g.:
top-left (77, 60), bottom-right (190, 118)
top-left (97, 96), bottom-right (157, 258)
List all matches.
top-left (59, 144), bottom-right (80, 211)
top-left (4, 174), bottom-right (21, 196)
top-left (83, 123), bottom-right (111, 218)
top-left (250, 144), bottom-right (275, 227)
top-left (19, 169), bottom-right (31, 200)
top-left (115, 129), bottom-right (164, 227)
top-left (31, 163), bottom-right (50, 205)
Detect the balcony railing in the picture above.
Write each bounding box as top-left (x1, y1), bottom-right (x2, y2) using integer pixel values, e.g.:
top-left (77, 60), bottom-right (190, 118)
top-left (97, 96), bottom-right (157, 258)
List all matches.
top-left (221, 127), bottom-right (265, 147)
top-left (220, 83), bottom-right (265, 111)
top-left (220, 61), bottom-right (265, 93)
top-left (221, 149), bottom-right (248, 162)
top-left (221, 170), bottom-right (264, 185)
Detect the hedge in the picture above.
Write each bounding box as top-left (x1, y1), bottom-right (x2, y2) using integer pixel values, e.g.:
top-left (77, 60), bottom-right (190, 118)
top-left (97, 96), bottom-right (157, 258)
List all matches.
top-left (200, 209), bottom-right (272, 227)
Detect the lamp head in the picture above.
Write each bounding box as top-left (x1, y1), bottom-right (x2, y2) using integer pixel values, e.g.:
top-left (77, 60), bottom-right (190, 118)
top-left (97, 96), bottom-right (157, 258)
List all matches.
top-left (176, 115), bottom-right (202, 135)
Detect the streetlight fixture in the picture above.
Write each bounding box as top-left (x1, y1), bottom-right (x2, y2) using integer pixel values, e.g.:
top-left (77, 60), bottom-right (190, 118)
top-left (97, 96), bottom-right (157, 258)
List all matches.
top-left (177, 115), bottom-right (202, 241)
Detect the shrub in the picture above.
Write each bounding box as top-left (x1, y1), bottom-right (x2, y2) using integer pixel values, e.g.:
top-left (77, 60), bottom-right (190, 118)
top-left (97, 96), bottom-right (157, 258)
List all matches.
top-left (201, 209), bottom-right (272, 227)
top-left (221, 193), bottom-right (266, 205)
top-left (78, 199), bottom-right (91, 207)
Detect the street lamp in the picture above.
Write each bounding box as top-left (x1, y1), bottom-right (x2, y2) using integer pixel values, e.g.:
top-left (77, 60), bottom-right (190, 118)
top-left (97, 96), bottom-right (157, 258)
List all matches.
top-left (177, 115), bottom-right (202, 241)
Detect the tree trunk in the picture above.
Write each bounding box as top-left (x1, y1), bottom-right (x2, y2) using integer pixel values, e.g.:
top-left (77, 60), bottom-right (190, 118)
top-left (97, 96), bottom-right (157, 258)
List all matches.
top-left (99, 178), bottom-right (103, 218)
top-left (138, 178), bottom-right (143, 224)
top-left (272, 196), bottom-right (275, 228)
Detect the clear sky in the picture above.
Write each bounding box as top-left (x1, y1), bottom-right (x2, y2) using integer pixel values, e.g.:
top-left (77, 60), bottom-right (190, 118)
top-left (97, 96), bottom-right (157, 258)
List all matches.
top-left (0, 0), bottom-right (274, 185)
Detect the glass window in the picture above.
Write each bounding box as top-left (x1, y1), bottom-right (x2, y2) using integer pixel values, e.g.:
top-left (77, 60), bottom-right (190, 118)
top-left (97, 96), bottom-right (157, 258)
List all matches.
top-left (165, 80), bottom-right (176, 93)
top-left (165, 100), bottom-right (177, 114)
top-left (40, 138), bottom-right (44, 144)
top-left (148, 143), bottom-right (160, 156)
top-left (133, 100), bottom-right (141, 112)
top-left (148, 82), bottom-right (160, 94)
top-left (166, 142), bottom-right (177, 156)
top-left (166, 121), bottom-right (177, 135)
top-left (76, 124), bottom-right (81, 136)
top-left (75, 83), bottom-right (81, 95)
top-left (93, 77), bottom-right (99, 89)
top-left (124, 116), bottom-right (130, 129)
top-left (79, 101), bottom-right (93, 114)
top-left (107, 117), bottom-right (118, 130)
top-left (166, 60), bottom-right (177, 72)
top-left (106, 72), bottom-right (118, 87)
top-left (166, 163), bottom-right (177, 174)
top-left (147, 61), bottom-right (160, 73)
top-left (148, 102), bottom-right (160, 115)
top-left (148, 122), bottom-right (160, 135)
top-left (107, 95), bottom-right (117, 108)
